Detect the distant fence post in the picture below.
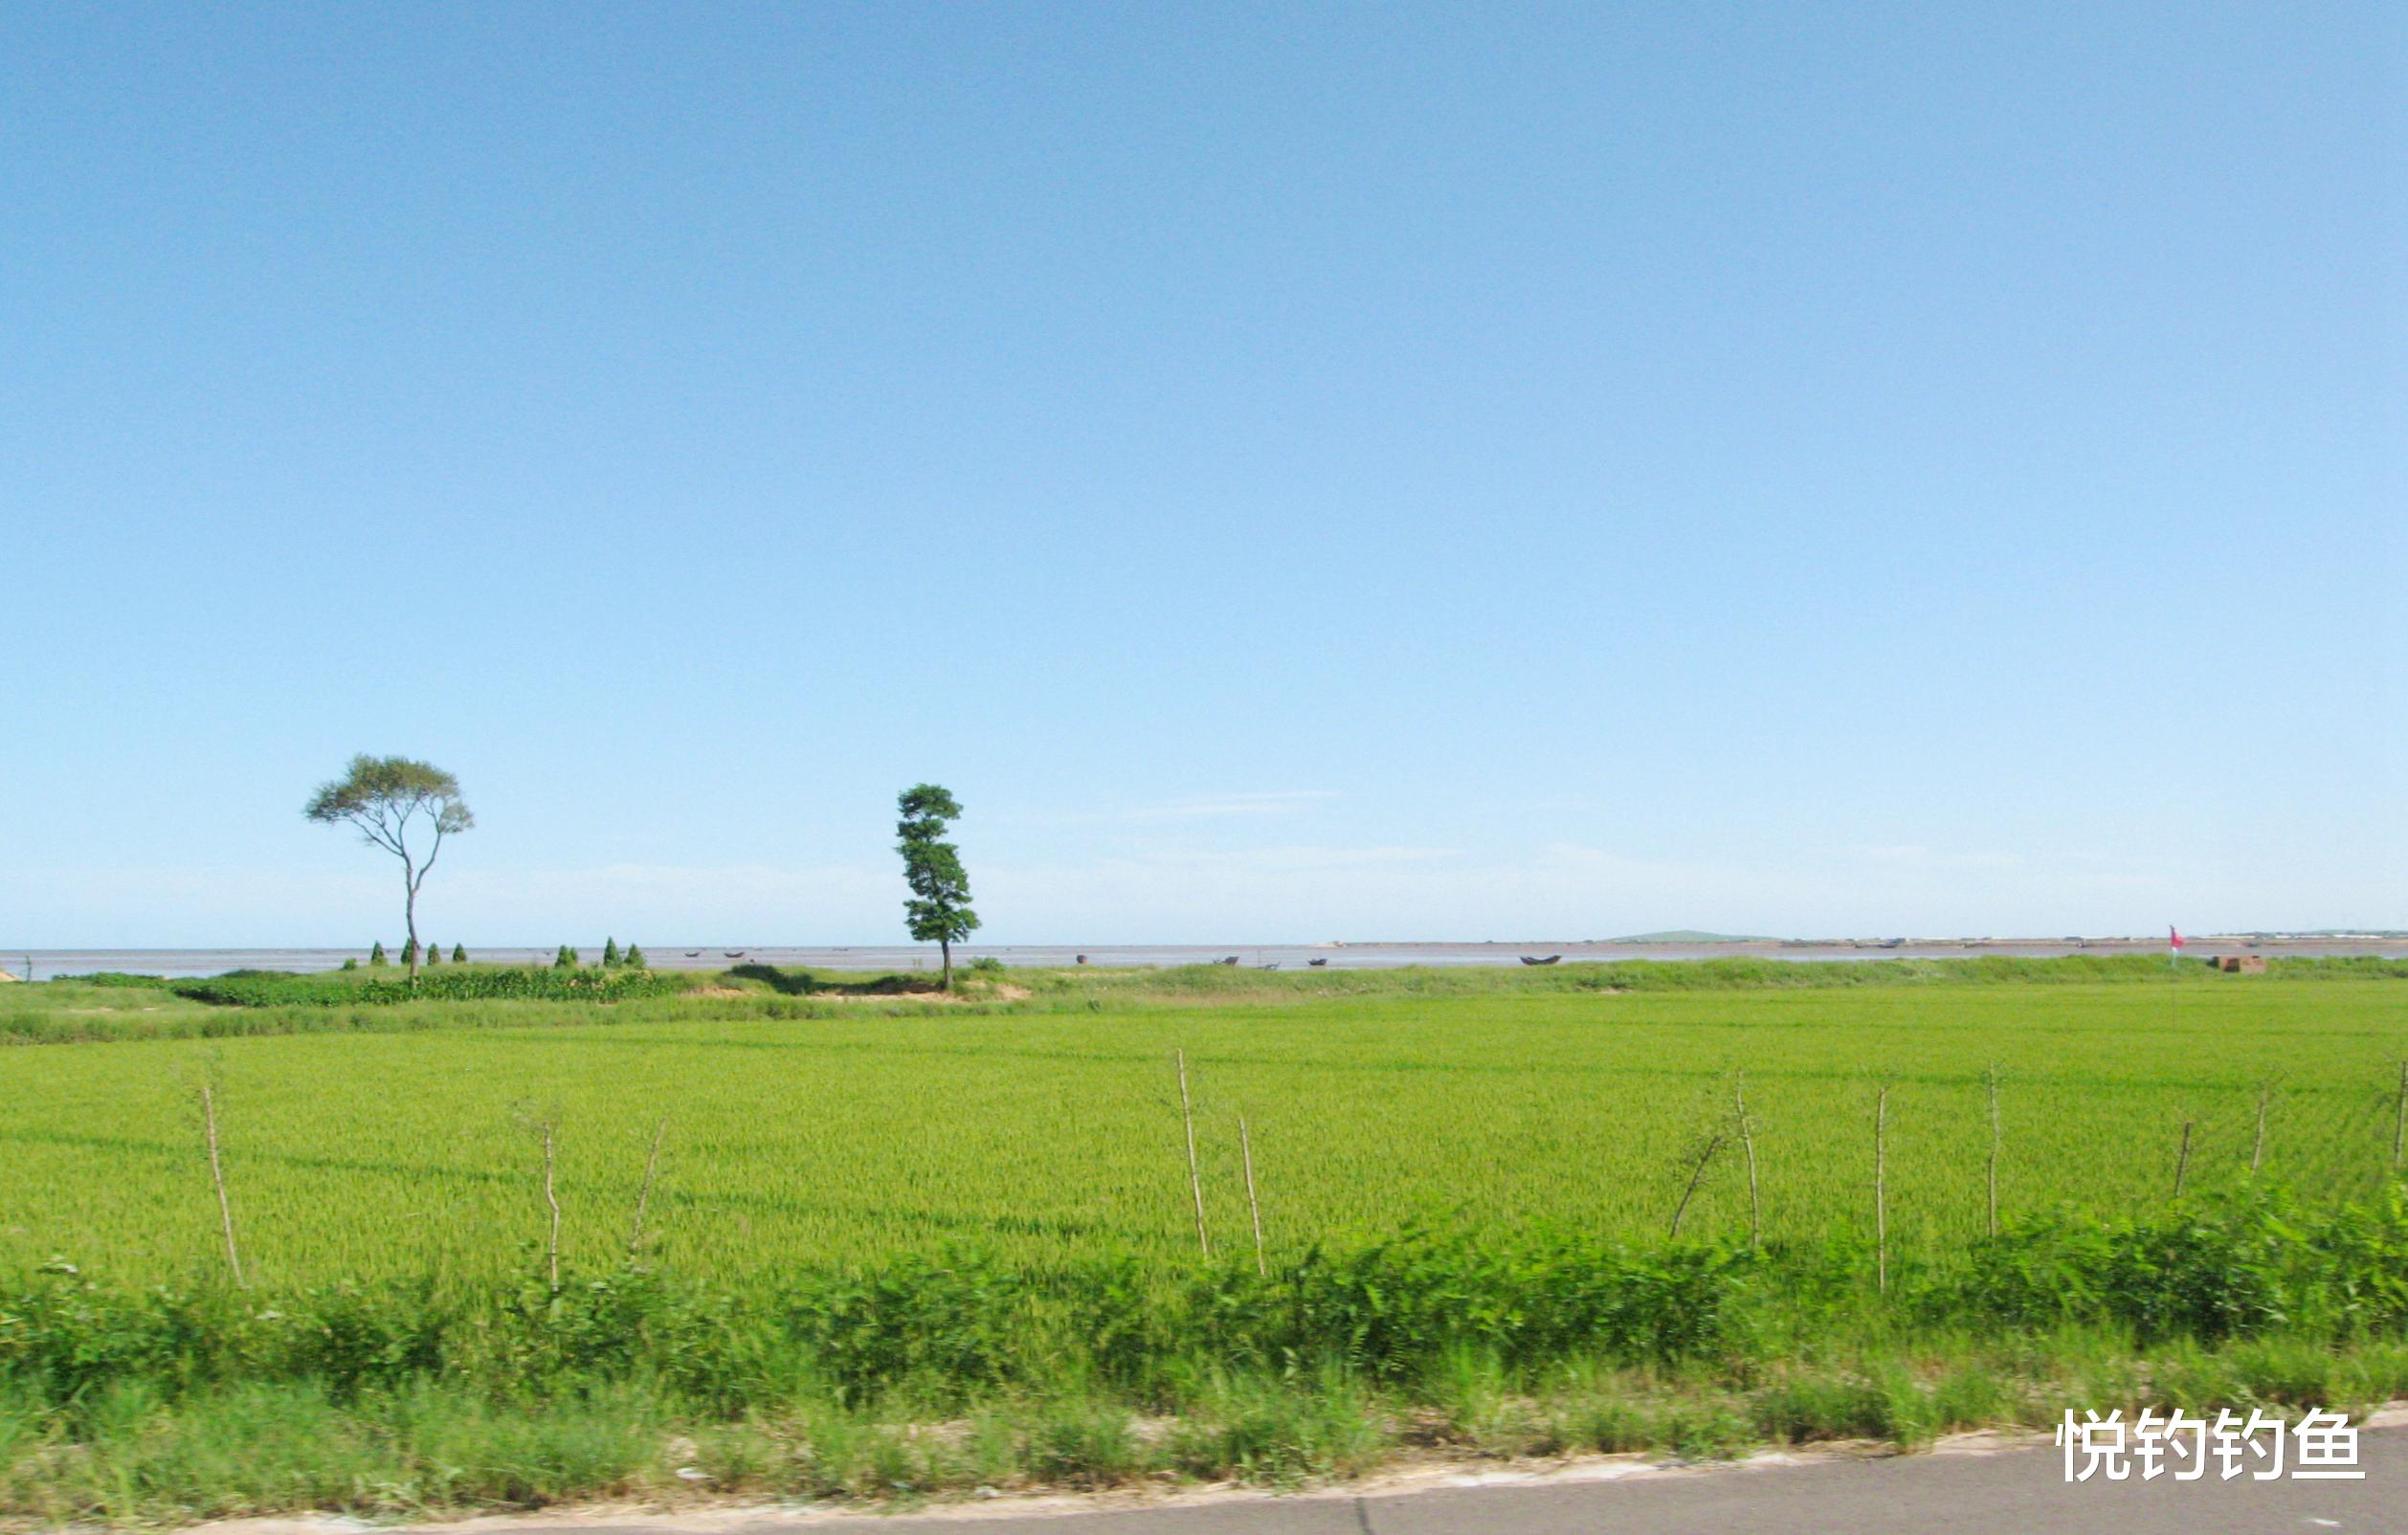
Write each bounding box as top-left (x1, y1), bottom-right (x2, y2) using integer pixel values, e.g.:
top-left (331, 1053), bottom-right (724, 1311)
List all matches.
top-left (1177, 1050), bottom-right (1210, 1258)
top-left (629, 1114), bottom-right (670, 1259)
top-left (2251, 1082), bottom-right (2269, 1175)
top-left (1239, 1114), bottom-right (1266, 1278)
top-left (2174, 1120), bottom-right (2193, 1199)
top-left (197, 1080), bottom-right (245, 1289)
top-left (1874, 1086), bottom-right (1888, 1295)
top-left (2394, 1062), bottom-right (2406, 1172)
top-left (1985, 1065), bottom-right (2000, 1239)
top-left (1668, 1130), bottom-right (1724, 1241)
top-left (1734, 1070), bottom-right (1761, 1253)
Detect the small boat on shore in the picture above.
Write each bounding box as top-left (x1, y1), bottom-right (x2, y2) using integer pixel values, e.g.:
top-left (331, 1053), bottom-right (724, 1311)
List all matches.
top-left (1520, 954), bottom-right (1562, 966)
top-left (1307, 957), bottom-right (1329, 968)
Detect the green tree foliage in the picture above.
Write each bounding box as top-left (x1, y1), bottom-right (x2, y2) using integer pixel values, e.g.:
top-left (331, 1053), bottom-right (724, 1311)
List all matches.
top-left (896, 783), bottom-right (979, 990)
top-left (303, 755), bottom-right (473, 986)
top-left (423, 940), bottom-right (440, 967)
top-left (368, 942), bottom-right (388, 968)
top-left (451, 944), bottom-right (467, 964)
top-left (623, 944), bottom-right (647, 969)
top-left (400, 937), bottom-right (419, 968)
top-left (340, 957), bottom-right (358, 970)
top-left (602, 937), bottom-right (621, 968)
top-left (554, 945), bottom-right (576, 969)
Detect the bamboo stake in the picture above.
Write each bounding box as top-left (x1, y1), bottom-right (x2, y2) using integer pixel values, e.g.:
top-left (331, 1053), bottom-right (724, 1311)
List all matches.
top-left (198, 1081), bottom-right (245, 1289)
top-left (1874, 1087), bottom-right (1888, 1295)
top-left (1985, 1065), bottom-right (2000, 1239)
top-left (1734, 1071), bottom-right (1760, 1253)
top-left (2394, 1062), bottom-right (2406, 1170)
top-left (1239, 1114), bottom-right (1266, 1278)
top-left (1177, 1050), bottom-right (1210, 1257)
top-left (543, 1122), bottom-right (562, 1290)
top-left (2251, 1083), bottom-right (2268, 1175)
top-left (2174, 1120), bottom-right (2193, 1199)
top-left (629, 1114), bottom-right (670, 1257)
top-left (1669, 1131), bottom-right (1724, 1241)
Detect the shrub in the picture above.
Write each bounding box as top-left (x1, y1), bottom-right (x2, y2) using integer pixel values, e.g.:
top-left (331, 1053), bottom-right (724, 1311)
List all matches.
top-left (166, 968), bottom-right (694, 1008)
top-left (400, 938), bottom-right (419, 968)
top-left (451, 943), bottom-right (468, 963)
top-left (602, 937), bottom-right (621, 968)
top-left (554, 945), bottom-right (576, 969)
top-left (1938, 1184), bottom-right (2408, 1343)
top-left (368, 942), bottom-right (388, 968)
top-left (341, 957), bottom-right (358, 970)
top-left (424, 940), bottom-right (442, 967)
top-left (623, 944), bottom-right (647, 970)
top-left (968, 956), bottom-right (1007, 976)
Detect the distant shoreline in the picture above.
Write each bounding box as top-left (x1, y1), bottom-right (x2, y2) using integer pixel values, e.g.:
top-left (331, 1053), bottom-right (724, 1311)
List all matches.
top-left (10, 933), bottom-right (2405, 980)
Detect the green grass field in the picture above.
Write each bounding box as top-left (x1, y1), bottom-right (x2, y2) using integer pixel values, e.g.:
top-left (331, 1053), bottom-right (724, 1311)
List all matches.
top-left (5, 967), bottom-right (2402, 1286)
top-left (5, 961), bottom-right (2407, 1522)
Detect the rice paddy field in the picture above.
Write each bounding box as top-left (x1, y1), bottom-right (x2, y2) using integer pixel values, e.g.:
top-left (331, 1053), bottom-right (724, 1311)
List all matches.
top-left (6, 959), bottom-right (2408, 1520)
top-left (5, 965), bottom-right (2403, 1287)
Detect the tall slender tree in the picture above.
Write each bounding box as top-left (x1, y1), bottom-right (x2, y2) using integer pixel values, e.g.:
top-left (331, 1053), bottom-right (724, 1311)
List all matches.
top-left (896, 783), bottom-right (979, 990)
top-left (304, 755), bottom-right (473, 985)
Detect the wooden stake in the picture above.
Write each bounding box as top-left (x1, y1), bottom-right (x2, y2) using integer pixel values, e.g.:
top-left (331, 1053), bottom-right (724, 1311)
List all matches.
top-left (1874, 1086), bottom-right (1888, 1295)
top-left (198, 1081), bottom-right (245, 1289)
top-left (2174, 1120), bottom-right (2193, 1199)
top-left (543, 1122), bottom-right (562, 1290)
top-left (1177, 1050), bottom-right (1210, 1257)
top-left (1985, 1065), bottom-right (2000, 1240)
top-left (2394, 1062), bottom-right (2406, 1170)
top-left (1669, 1130), bottom-right (1724, 1241)
top-left (629, 1114), bottom-right (670, 1257)
top-left (2251, 1083), bottom-right (2268, 1175)
top-left (1239, 1114), bottom-right (1266, 1278)
top-left (1734, 1071), bottom-right (1760, 1253)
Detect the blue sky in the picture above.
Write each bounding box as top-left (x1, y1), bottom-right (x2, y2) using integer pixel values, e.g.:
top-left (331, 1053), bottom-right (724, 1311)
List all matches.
top-left (4, 3), bottom-right (2400, 946)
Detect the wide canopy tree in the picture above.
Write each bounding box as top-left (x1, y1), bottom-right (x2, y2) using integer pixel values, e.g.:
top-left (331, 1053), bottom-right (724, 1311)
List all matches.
top-left (304, 754), bottom-right (473, 983)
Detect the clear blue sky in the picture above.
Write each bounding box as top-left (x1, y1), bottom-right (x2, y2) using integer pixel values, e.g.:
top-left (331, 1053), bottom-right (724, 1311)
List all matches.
top-left (4, 3), bottom-right (2400, 946)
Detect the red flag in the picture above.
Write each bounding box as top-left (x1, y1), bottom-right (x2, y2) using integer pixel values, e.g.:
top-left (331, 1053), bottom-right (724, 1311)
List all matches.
top-left (2169, 926), bottom-right (2185, 949)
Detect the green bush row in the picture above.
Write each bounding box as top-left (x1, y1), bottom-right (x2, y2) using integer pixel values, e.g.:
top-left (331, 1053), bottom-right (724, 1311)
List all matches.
top-left (163, 968), bottom-right (694, 1008)
top-left (5, 1185), bottom-right (2401, 1416)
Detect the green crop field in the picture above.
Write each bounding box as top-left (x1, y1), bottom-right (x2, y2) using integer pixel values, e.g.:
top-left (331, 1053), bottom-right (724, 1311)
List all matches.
top-left (5, 970), bottom-right (2402, 1287)
top-left (6, 962), bottom-right (2408, 1520)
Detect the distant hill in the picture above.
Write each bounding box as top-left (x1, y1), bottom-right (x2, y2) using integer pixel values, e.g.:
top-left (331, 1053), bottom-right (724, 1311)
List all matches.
top-left (1609, 930), bottom-right (1774, 944)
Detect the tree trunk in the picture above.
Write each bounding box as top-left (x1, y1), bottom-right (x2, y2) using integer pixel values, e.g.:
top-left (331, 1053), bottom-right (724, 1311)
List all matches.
top-left (404, 862), bottom-right (421, 986)
top-left (939, 939), bottom-right (952, 991)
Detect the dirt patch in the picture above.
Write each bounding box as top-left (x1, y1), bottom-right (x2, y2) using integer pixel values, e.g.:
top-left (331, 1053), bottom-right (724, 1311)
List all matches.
top-left (813, 990), bottom-right (965, 1004)
top-left (685, 982), bottom-right (1027, 1006)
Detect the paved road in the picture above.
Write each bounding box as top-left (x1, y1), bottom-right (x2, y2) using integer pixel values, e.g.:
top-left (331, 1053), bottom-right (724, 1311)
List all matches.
top-left (447, 1424), bottom-right (2404, 1535)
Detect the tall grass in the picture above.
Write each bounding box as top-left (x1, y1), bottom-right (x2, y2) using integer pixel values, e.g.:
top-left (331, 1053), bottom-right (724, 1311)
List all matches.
top-left (2, 1186), bottom-right (2404, 1519)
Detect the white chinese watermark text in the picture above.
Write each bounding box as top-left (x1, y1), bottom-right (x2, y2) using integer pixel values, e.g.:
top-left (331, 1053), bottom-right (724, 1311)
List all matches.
top-left (2055, 1407), bottom-right (2363, 1482)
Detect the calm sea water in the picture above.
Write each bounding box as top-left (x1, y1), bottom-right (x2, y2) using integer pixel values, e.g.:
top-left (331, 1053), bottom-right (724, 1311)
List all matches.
top-left (7, 938), bottom-right (2399, 981)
